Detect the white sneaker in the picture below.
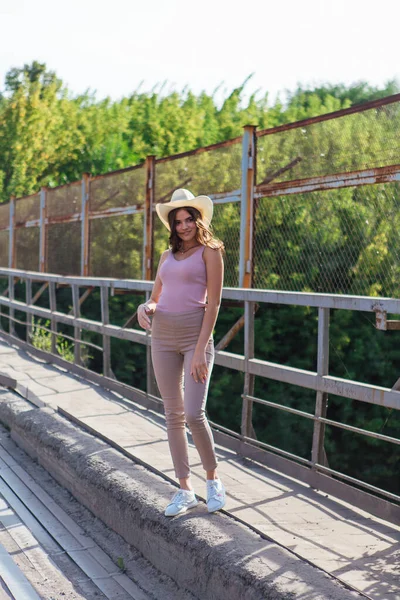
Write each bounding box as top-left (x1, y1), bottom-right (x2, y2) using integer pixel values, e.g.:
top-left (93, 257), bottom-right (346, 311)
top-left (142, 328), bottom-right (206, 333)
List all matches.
top-left (206, 479), bottom-right (226, 513)
top-left (164, 489), bottom-right (198, 517)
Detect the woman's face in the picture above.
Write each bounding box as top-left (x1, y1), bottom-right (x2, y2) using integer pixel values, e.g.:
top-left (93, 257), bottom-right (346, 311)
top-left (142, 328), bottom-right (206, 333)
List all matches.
top-left (174, 209), bottom-right (197, 243)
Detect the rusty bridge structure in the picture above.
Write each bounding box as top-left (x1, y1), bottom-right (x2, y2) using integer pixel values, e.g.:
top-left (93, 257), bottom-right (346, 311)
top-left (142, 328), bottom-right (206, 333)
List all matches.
top-left (0, 93), bottom-right (399, 599)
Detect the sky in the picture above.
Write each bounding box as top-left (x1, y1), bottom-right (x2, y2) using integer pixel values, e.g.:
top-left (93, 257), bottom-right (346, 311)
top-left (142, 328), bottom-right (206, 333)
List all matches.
top-left (0, 0), bottom-right (399, 105)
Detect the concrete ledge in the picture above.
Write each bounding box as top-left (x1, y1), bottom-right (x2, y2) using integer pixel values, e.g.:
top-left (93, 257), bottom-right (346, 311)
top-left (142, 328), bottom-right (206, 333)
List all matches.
top-left (0, 390), bottom-right (362, 600)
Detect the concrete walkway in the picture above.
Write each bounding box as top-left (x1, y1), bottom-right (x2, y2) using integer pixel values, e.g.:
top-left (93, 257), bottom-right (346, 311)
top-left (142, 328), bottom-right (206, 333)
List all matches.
top-left (0, 336), bottom-right (398, 600)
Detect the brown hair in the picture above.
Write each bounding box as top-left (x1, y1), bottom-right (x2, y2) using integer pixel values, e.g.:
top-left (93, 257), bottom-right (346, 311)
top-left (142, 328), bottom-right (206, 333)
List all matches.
top-left (168, 206), bottom-right (225, 255)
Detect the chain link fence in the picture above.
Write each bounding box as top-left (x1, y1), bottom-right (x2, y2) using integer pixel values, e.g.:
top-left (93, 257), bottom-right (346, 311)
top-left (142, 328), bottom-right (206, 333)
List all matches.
top-left (257, 103), bottom-right (400, 185)
top-left (152, 141), bottom-right (242, 282)
top-left (90, 166), bottom-right (146, 212)
top-left (0, 94), bottom-right (399, 297)
top-left (253, 182), bottom-right (400, 296)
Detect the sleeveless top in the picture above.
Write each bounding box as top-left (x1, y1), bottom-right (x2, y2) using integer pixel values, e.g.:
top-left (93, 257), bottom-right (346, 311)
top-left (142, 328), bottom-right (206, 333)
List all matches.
top-left (157, 246), bottom-right (207, 313)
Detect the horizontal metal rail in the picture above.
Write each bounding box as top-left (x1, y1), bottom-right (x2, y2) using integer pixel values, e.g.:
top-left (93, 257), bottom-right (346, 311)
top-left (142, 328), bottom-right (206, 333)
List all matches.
top-left (90, 161), bottom-right (144, 180)
top-left (255, 164), bottom-right (400, 198)
top-left (243, 394), bottom-right (400, 445)
top-left (1, 268), bottom-right (400, 313)
top-left (155, 135), bottom-right (242, 163)
top-left (0, 190), bottom-right (242, 232)
top-left (256, 92), bottom-right (400, 137)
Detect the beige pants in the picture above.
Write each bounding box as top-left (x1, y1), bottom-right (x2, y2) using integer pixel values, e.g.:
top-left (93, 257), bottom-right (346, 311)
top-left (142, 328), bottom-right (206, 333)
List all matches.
top-left (151, 308), bottom-right (218, 479)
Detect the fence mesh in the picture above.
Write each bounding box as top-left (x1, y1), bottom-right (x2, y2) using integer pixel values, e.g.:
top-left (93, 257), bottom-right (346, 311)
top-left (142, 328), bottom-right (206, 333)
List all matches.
top-left (47, 182), bottom-right (81, 219)
top-left (253, 182), bottom-right (400, 296)
top-left (0, 203), bottom-right (9, 230)
top-left (0, 97), bottom-right (399, 293)
top-left (152, 214), bottom-right (170, 278)
top-left (0, 231), bottom-right (8, 266)
top-left (155, 143), bottom-right (242, 204)
top-left (89, 213), bottom-right (144, 278)
top-left (212, 202), bottom-right (241, 288)
top-left (15, 228), bottom-right (39, 271)
top-left (15, 194), bottom-right (40, 225)
top-left (47, 222), bottom-right (81, 275)
top-left (257, 103), bottom-right (400, 184)
top-left (90, 166), bottom-right (146, 212)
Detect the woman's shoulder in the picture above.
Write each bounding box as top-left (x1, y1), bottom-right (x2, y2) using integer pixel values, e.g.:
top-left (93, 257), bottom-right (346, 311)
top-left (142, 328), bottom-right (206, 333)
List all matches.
top-left (203, 245), bottom-right (223, 263)
top-left (159, 248), bottom-right (171, 264)
top-left (203, 244), bottom-right (223, 255)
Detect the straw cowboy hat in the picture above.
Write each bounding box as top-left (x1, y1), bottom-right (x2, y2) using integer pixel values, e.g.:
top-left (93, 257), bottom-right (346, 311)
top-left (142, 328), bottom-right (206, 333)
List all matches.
top-left (156, 189), bottom-right (213, 231)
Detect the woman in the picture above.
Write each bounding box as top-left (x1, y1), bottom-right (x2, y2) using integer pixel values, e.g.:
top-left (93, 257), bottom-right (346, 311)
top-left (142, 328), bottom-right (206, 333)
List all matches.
top-left (137, 188), bottom-right (226, 517)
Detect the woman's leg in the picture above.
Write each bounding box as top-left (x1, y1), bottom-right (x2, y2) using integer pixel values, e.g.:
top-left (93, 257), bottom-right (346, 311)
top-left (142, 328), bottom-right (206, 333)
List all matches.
top-left (151, 346), bottom-right (191, 480)
top-left (182, 340), bottom-right (218, 473)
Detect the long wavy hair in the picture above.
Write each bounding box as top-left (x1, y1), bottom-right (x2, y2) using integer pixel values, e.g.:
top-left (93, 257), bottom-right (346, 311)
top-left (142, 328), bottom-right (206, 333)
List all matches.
top-left (168, 206), bottom-right (225, 254)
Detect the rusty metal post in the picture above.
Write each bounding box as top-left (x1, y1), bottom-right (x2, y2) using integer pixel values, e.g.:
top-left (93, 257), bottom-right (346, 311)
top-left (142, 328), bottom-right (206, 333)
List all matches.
top-left (241, 300), bottom-right (256, 440)
top-left (8, 197), bottom-right (16, 335)
top-left (143, 156), bottom-right (155, 281)
top-left (49, 281), bottom-right (57, 354)
top-left (8, 273), bottom-right (14, 336)
top-left (311, 307), bottom-right (330, 467)
top-left (72, 284), bottom-right (82, 366)
top-left (143, 156), bottom-right (159, 398)
top-left (25, 278), bottom-right (33, 342)
top-left (239, 125), bottom-right (256, 288)
top-left (239, 128), bottom-right (256, 438)
top-left (81, 173), bottom-right (90, 276)
top-left (8, 197), bottom-right (15, 270)
top-left (100, 286), bottom-right (111, 378)
top-left (39, 187), bottom-right (47, 272)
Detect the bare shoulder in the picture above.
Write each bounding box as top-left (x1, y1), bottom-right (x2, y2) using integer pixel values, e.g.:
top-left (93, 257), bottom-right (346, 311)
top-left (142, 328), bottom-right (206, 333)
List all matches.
top-left (160, 249), bottom-right (170, 263)
top-left (203, 246), bottom-right (223, 263)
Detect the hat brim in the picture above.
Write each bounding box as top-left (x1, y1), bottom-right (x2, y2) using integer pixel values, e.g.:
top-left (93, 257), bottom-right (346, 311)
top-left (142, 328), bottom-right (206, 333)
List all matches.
top-left (155, 195), bottom-right (213, 231)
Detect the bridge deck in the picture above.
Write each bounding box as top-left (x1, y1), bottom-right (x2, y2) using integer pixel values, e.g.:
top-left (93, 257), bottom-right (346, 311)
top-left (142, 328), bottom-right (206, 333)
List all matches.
top-left (0, 336), bottom-right (398, 600)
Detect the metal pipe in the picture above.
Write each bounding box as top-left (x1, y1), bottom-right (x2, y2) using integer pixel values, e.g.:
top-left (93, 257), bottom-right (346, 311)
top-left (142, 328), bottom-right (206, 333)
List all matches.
top-left (155, 135), bottom-right (242, 164)
top-left (39, 187), bottom-right (47, 272)
top-left (81, 173), bottom-right (90, 277)
top-left (239, 125), bottom-right (256, 287)
top-left (311, 307), bottom-right (330, 466)
top-left (255, 164), bottom-right (400, 198)
top-left (243, 393), bottom-right (400, 445)
top-left (256, 93), bottom-right (400, 138)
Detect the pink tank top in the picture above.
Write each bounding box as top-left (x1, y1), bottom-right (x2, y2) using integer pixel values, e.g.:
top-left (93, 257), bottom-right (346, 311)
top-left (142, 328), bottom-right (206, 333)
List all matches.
top-left (157, 246), bottom-right (207, 313)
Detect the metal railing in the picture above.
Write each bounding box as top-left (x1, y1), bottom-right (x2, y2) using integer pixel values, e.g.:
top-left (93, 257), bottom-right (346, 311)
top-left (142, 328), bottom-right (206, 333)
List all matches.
top-left (0, 267), bottom-right (399, 525)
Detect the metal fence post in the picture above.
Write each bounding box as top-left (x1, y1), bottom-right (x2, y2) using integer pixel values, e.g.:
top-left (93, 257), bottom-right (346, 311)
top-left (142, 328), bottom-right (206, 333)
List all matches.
top-left (143, 155), bottom-right (155, 281)
top-left (72, 284), bottom-right (82, 366)
top-left (239, 125), bottom-right (256, 288)
top-left (142, 156), bottom-right (159, 398)
top-left (8, 197), bottom-right (16, 335)
top-left (241, 300), bottom-right (256, 440)
top-left (81, 173), bottom-right (90, 276)
top-left (100, 286), bottom-right (111, 378)
top-left (311, 307), bottom-right (330, 466)
top-left (239, 127), bottom-right (257, 438)
top-left (25, 278), bottom-right (33, 342)
top-left (8, 197), bottom-right (15, 270)
top-left (39, 187), bottom-right (47, 272)
top-left (49, 281), bottom-right (57, 354)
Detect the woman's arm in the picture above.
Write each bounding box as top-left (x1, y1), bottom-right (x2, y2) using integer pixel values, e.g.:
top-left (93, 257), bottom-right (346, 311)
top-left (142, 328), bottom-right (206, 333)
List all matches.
top-left (137, 250), bottom-right (168, 329)
top-left (191, 247), bottom-right (224, 382)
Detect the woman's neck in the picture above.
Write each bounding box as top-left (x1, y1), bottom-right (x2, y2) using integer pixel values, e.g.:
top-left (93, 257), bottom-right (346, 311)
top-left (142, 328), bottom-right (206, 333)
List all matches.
top-left (179, 242), bottom-right (201, 254)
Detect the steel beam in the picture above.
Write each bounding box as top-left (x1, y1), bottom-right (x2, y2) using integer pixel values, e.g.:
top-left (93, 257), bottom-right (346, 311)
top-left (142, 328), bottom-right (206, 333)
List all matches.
top-left (81, 173), bottom-right (90, 276)
top-left (311, 307), bottom-right (330, 467)
top-left (239, 125), bottom-right (256, 288)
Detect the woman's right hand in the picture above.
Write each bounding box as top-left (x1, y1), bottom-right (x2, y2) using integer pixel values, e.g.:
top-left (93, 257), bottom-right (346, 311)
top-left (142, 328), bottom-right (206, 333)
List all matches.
top-left (137, 303), bottom-right (155, 330)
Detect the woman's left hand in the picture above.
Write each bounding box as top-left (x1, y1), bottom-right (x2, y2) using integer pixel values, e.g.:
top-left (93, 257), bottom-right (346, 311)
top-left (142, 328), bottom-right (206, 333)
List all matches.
top-left (190, 349), bottom-right (208, 384)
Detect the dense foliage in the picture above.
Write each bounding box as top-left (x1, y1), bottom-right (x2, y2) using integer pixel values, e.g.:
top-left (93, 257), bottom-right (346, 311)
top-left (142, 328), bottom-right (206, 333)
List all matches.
top-left (1, 63), bottom-right (399, 495)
